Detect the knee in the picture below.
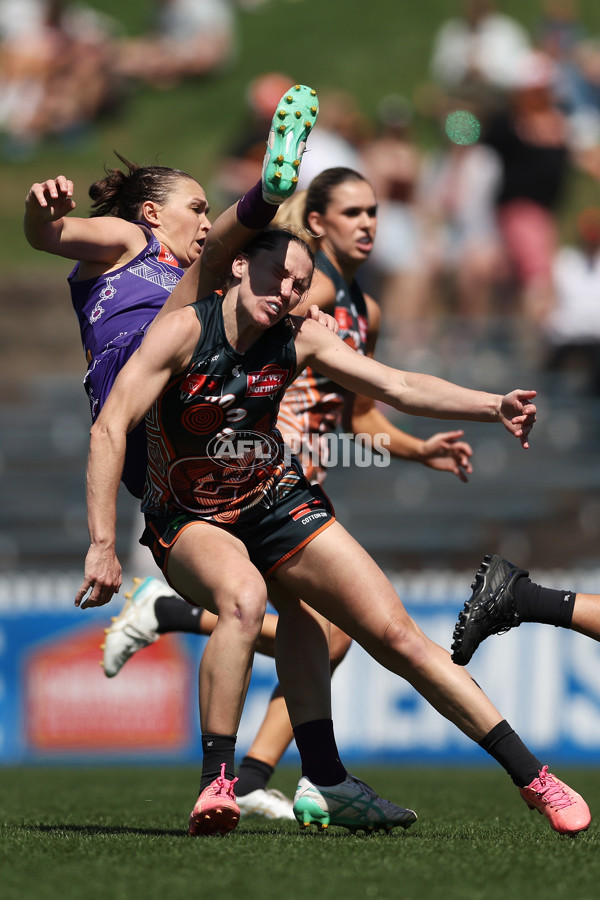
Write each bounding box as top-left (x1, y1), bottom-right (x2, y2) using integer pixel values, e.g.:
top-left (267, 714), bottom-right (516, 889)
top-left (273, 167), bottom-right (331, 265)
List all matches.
top-left (216, 575), bottom-right (267, 636)
top-left (381, 617), bottom-right (430, 672)
top-left (329, 625), bottom-right (352, 672)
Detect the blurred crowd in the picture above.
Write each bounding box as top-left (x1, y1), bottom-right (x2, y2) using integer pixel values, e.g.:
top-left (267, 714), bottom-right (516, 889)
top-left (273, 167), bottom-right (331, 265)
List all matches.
top-left (210, 1), bottom-right (600, 394)
top-left (0, 0), bottom-right (240, 156)
top-left (5, 0), bottom-right (600, 393)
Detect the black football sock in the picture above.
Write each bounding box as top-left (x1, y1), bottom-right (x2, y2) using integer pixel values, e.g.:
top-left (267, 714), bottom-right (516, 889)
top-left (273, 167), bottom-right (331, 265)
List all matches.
top-left (293, 719), bottom-right (347, 786)
top-left (154, 594), bottom-right (204, 634)
top-left (513, 579), bottom-right (575, 628)
top-left (479, 720), bottom-right (542, 787)
top-left (235, 756), bottom-right (274, 797)
top-left (200, 733), bottom-right (237, 792)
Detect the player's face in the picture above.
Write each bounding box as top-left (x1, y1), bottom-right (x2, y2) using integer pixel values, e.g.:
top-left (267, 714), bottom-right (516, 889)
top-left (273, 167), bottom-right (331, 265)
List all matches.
top-left (154, 179), bottom-right (211, 267)
top-left (237, 239), bottom-right (314, 329)
top-left (318, 180), bottom-right (377, 269)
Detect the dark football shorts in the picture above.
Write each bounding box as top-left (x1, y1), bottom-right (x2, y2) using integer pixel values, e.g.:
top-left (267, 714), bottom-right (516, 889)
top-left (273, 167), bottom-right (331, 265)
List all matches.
top-left (140, 475), bottom-right (336, 579)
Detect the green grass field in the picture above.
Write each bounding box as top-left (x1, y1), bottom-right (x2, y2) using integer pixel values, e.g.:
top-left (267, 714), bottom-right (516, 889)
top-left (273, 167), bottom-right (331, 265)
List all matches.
top-left (2, 765), bottom-right (600, 900)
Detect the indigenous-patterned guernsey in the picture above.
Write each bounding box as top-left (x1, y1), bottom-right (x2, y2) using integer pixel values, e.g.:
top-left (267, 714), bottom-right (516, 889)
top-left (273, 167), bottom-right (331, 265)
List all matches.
top-left (143, 292), bottom-right (302, 523)
top-left (68, 225), bottom-right (183, 498)
top-left (69, 225), bottom-right (182, 409)
top-left (277, 249), bottom-right (369, 482)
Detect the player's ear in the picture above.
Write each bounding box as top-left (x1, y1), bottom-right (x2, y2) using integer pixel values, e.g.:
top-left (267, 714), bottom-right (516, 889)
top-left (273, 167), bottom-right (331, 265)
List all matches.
top-left (141, 200), bottom-right (161, 226)
top-left (231, 254), bottom-right (247, 280)
top-left (306, 210), bottom-right (326, 237)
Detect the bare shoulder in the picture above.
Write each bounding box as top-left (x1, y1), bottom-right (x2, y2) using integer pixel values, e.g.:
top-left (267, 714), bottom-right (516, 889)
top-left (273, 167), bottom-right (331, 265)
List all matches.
top-left (69, 217), bottom-right (149, 274)
top-left (289, 313), bottom-right (329, 340)
top-left (289, 313), bottom-right (340, 365)
top-left (153, 303), bottom-right (200, 338)
top-left (143, 304), bottom-right (201, 366)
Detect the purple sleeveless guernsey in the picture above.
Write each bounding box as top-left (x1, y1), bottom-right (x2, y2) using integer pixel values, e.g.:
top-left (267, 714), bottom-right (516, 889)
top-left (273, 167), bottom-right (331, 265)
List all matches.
top-left (68, 225), bottom-right (183, 497)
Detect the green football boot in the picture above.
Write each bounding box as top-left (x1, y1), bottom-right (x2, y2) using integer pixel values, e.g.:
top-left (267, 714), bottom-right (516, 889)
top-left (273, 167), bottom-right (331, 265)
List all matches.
top-left (262, 83), bottom-right (319, 204)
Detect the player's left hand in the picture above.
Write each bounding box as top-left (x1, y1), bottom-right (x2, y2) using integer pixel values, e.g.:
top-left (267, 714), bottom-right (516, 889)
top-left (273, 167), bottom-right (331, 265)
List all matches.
top-left (305, 304), bottom-right (339, 334)
top-left (499, 390), bottom-right (537, 448)
top-left (421, 430), bottom-right (473, 482)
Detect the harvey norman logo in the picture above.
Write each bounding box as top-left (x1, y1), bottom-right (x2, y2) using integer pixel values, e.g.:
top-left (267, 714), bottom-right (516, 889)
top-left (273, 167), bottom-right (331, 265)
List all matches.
top-left (246, 366), bottom-right (288, 397)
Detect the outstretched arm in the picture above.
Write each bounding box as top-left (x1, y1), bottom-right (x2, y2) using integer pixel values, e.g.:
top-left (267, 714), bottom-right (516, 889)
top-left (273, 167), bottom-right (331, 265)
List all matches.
top-left (24, 175), bottom-right (144, 263)
top-left (294, 317), bottom-right (537, 447)
top-left (75, 306), bottom-right (200, 610)
top-left (346, 394), bottom-right (473, 481)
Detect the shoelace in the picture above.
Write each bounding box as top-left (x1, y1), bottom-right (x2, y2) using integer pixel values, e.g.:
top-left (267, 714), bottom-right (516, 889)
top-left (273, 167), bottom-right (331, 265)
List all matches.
top-left (483, 577), bottom-right (518, 635)
top-left (340, 776), bottom-right (409, 822)
top-left (530, 766), bottom-right (574, 810)
top-left (212, 763), bottom-right (238, 799)
top-left (348, 776), bottom-right (375, 797)
top-left (349, 775), bottom-right (397, 805)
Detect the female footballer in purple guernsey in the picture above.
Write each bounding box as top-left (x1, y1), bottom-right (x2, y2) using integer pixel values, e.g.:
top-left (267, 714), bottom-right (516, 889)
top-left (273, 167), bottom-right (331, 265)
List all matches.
top-left (26, 155), bottom-right (255, 498)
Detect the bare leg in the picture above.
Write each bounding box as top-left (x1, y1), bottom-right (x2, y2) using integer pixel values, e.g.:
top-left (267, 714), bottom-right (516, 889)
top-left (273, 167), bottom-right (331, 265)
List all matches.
top-left (570, 593), bottom-right (600, 641)
top-left (235, 601), bottom-right (351, 818)
top-left (199, 607), bottom-right (278, 658)
top-left (198, 203), bottom-right (267, 296)
top-left (155, 206), bottom-right (270, 322)
top-left (243, 688), bottom-right (291, 768)
top-left (165, 523), bottom-right (354, 822)
top-left (105, 571), bottom-right (351, 775)
top-left (272, 521), bottom-right (502, 741)
top-left (166, 521), bottom-right (267, 735)
top-left (244, 601), bottom-right (352, 763)
top-left (269, 588), bottom-right (334, 726)
top-left (379, 269), bottom-right (435, 348)
top-left (522, 278), bottom-right (555, 326)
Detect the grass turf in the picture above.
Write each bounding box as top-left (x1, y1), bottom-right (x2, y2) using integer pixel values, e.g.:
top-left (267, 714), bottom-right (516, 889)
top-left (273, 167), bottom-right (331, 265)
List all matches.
top-left (2, 765), bottom-right (600, 900)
